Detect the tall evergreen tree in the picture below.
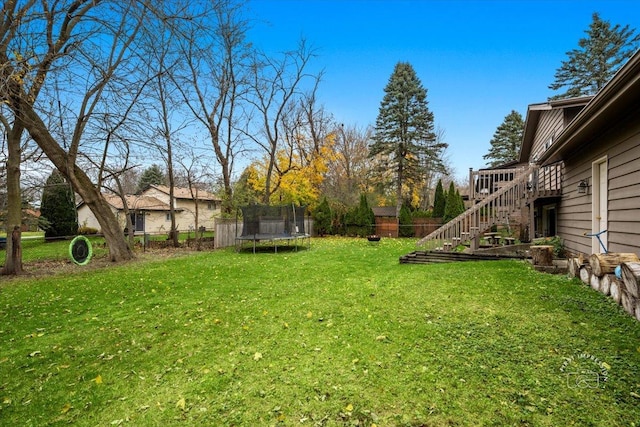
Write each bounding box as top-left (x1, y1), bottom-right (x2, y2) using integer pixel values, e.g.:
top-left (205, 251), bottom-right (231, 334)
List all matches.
top-left (483, 110), bottom-right (524, 167)
top-left (40, 170), bottom-right (78, 238)
top-left (432, 179), bottom-right (445, 218)
top-left (346, 194), bottom-right (375, 237)
top-left (398, 203), bottom-right (414, 237)
top-left (313, 197), bottom-right (332, 236)
top-left (549, 12), bottom-right (640, 99)
top-left (443, 181), bottom-right (464, 223)
top-left (136, 164), bottom-right (166, 194)
top-left (370, 62), bottom-right (445, 218)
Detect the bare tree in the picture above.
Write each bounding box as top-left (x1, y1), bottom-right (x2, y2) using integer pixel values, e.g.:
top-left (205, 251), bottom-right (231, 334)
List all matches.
top-left (322, 124), bottom-right (373, 207)
top-left (141, 15), bottom-right (190, 247)
top-left (245, 39), bottom-right (318, 204)
top-left (176, 147), bottom-right (215, 250)
top-left (0, 1), bottom-right (162, 262)
top-left (174, 0), bottom-right (250, 214)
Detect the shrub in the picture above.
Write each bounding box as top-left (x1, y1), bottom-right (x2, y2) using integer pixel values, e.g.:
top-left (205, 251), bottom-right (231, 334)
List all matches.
top-left (78, 225), bottom-right (99, 235)
top-left (40, 170), bottom-right (78, 239)
top-left (345, 194), bottom-right (375, 237)
top-left (313, 197), bottom-right (332, 236)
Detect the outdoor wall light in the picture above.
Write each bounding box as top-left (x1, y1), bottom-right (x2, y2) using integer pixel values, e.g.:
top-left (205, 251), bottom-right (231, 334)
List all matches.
top-left (577, 178), bottom-right (589, 194)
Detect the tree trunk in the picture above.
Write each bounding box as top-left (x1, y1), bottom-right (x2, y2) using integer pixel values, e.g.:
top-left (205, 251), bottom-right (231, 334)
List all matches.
top-left (600, 274), bottom-right (612, 296)
top-left (568, 257), bottom-right (585, 278)
top-left (620, 262), bottom-right (640, 299)
top-left (2, 226), bottom-right (23, 275)
top-left (21, 103), bottom-right (133, 262)
top-left (1, 125), bottom-right (24, 275)
top-left (531, 245), bottom-right (554, 266)
top-left (590, 273), bottom-right (600, 291)
top-left (620, 290), bottom-right (636, 317)
top-left (589, 253), bottom-right (639, 277)
top-left (610, 280), bottom-right (622, 304)
top-left (579, 265), bottom-right (591, 285)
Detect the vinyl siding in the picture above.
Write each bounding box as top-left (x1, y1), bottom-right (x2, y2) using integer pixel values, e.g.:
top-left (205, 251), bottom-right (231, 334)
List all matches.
top-left (530, 109), bottom-right (563, 162)
top-left (558, 110), bottom-right (640, 255)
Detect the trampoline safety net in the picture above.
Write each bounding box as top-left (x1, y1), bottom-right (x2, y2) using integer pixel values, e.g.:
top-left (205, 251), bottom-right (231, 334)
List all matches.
top-left (239, 204), bottom-right (307, 237)
top-left (236, 204), bottom-right (310, 252)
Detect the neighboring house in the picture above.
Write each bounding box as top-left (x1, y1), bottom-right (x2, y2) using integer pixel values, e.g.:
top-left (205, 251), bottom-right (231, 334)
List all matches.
top-left (77, 185), bottom-right (221, 235)
top-left (0, 208), bottom-right (41, 232)
top-left (419, 49), bottom-right (640, 256)
top-left (142, 185), bottom-right (221, 231)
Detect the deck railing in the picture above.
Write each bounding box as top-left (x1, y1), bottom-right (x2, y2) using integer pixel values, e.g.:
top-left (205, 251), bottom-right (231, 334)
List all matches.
top-left (469, 166), bottom-right (528, 201)
top-left (528, 163), bottom-right (563, 198)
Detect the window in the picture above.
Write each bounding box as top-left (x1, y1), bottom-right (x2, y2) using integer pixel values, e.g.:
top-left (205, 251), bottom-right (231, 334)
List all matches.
top-left (166, 213), bottom-right (171, 221)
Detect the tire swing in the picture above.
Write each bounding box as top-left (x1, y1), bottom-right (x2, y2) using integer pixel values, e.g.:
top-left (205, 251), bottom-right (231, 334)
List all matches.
top-left (69, 235), bottom-right (93, 266)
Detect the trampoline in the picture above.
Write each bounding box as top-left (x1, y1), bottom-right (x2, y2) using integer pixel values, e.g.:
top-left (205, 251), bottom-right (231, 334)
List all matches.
top-left (235, 204), bottom-right (311, 253)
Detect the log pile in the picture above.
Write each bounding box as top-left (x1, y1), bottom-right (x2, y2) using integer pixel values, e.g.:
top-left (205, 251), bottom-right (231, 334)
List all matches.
top-left (568, 253), bottom-right (640, 321)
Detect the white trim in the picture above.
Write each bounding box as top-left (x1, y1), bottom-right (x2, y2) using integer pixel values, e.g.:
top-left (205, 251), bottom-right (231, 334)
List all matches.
top-left (591, 156), bottom-right (608, 253)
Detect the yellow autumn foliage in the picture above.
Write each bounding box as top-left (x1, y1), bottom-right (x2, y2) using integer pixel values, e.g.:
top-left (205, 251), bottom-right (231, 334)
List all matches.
top-left (246, 134), bottom-right (336, 207)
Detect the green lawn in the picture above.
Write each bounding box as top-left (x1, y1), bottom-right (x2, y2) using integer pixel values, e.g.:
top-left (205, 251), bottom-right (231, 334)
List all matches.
top-left (1, 238), bottom-right (639, 426)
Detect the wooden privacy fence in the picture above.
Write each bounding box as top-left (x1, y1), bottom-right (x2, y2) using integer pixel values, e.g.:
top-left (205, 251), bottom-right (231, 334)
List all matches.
top-left (214, 218), bottom-right (239, 249)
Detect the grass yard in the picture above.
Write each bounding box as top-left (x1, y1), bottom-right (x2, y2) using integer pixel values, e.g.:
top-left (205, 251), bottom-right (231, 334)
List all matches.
top-left (1, 237), bottom-right (640, 426)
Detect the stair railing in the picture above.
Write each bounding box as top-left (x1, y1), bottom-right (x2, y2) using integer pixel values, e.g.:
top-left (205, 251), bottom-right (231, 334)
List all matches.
top-left (417, 165), bottom-right (537, 250)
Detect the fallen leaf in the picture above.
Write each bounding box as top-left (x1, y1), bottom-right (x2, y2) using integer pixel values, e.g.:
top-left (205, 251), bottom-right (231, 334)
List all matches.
top-left (630, 391), bottom-right (640, 399)
top-left (93, 375), bottom-right (103, 384)
top-left (176, 397), bottom-right (186, 410)
top-left (345, 403), bottom-right (353, 412)
top-left (306, 311), bottom-right (313, 318)
top-left (253, 352), bottom-right (263, 361)
top-left (61, 403), bottom-right (72, 414)
top-left (602, 362), bottom-right (611, 370)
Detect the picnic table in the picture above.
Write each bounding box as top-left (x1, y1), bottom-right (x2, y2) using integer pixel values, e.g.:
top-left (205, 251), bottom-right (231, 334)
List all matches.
top-left (483, 232), bottom-right (499, 245)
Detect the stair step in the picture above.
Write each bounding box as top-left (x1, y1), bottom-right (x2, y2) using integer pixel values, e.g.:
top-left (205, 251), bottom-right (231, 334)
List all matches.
top-left (399, 251), bottom-right (524, 265)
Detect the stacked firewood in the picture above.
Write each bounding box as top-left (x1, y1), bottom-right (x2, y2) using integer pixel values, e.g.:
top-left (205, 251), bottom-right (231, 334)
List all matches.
top-left (568, 253), bottom-right (640, 321)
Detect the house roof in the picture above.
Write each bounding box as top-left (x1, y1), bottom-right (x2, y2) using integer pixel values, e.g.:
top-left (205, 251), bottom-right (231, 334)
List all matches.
top-left (372, 206), bottom-right (397, 217)
top-left (518, 96), bottom-right (593, 163)
top-left (537, 49), bottom-right (640, 165)
top-left (102, 194), bottom-right (172, 211)
top-left (148, 185), bottom-right (220, 201)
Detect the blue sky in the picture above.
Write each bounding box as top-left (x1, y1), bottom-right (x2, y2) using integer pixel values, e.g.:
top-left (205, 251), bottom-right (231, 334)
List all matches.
top-left (245, 0), bottom-right (640, 181)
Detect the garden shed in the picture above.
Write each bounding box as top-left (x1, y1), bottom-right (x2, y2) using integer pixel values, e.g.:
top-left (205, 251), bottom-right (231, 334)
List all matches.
top-left (372, 206), bottom-right (398, 238)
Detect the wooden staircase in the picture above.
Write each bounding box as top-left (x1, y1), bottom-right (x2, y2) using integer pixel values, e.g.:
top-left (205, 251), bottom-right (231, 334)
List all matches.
top-left (416, 165), bottom-right (537, 251)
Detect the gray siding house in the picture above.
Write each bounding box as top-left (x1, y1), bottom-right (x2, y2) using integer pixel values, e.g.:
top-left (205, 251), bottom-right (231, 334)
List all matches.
top-left (418, 49), bottom-right (640, 257)
top-left (536, 49), bottom-right (640, 255)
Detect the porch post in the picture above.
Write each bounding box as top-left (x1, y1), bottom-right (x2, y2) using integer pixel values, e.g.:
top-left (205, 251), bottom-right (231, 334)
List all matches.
top-left (469, 168), bottom-right (474, 200)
